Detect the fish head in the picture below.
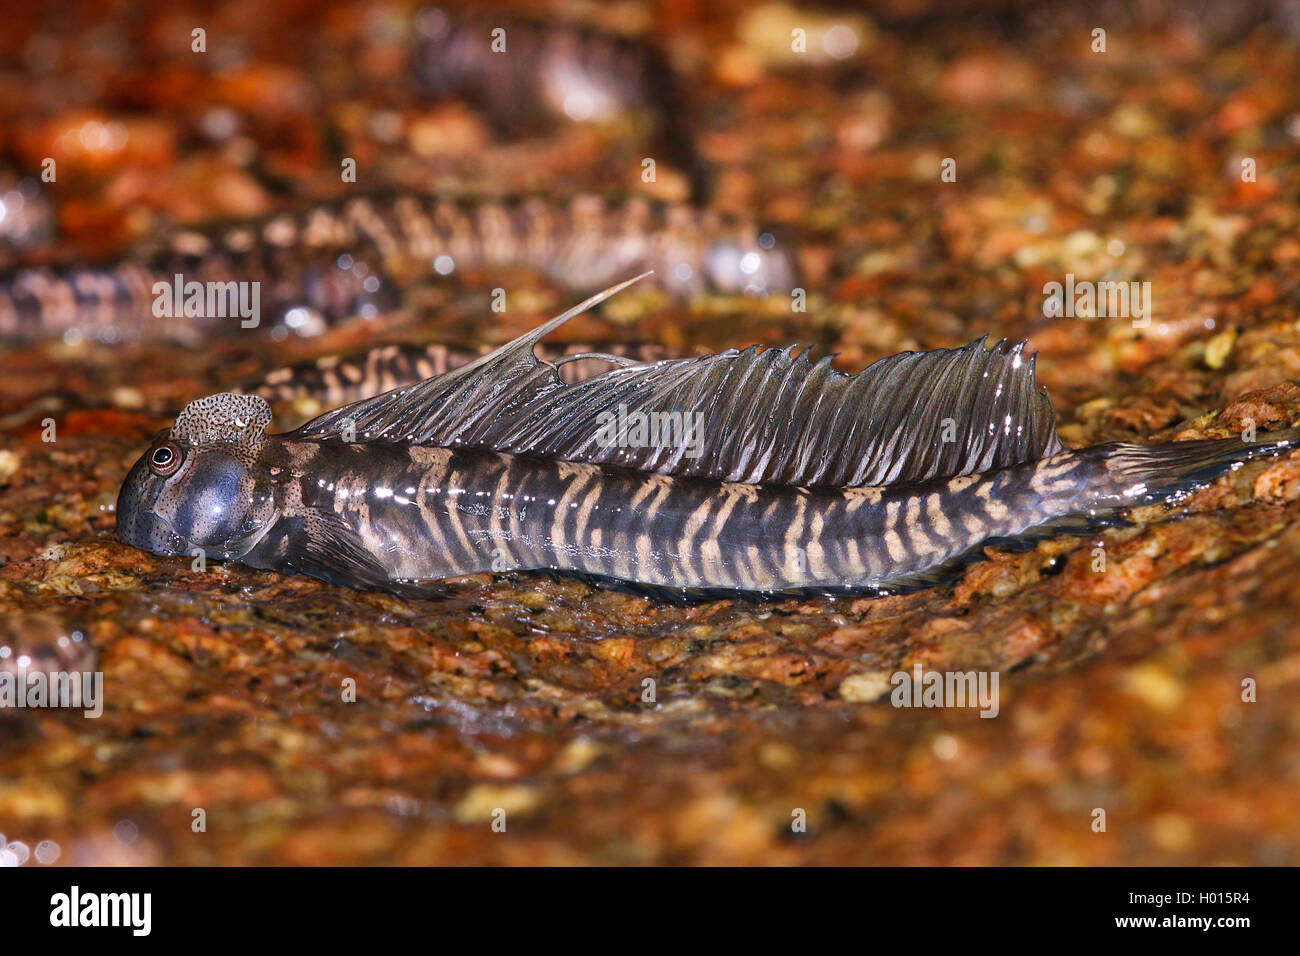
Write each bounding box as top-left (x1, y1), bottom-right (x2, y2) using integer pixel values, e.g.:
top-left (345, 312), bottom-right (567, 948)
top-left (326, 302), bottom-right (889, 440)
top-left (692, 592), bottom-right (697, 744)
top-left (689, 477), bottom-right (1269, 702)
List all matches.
top-left (117, 393), bottom-right (279, 561)
top-left (703, 226), bottom-right (799, 296)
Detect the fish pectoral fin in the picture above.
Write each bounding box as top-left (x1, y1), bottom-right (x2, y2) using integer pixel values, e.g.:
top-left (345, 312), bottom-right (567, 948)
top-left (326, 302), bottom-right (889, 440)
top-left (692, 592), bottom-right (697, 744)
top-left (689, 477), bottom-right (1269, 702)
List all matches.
top-left (283, 511), bottom-right (441, 600)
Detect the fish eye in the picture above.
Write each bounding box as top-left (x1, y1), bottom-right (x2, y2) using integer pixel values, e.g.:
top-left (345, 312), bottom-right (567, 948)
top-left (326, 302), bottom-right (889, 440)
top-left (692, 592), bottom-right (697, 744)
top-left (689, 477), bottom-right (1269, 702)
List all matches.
top-left (149, 442), bottom-right (183, 477)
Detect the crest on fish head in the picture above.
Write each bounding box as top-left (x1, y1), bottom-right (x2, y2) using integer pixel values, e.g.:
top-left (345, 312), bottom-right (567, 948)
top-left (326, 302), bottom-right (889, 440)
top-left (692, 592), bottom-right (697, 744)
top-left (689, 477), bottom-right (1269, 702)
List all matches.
top-left (170, 393), bottom-right (272, 454)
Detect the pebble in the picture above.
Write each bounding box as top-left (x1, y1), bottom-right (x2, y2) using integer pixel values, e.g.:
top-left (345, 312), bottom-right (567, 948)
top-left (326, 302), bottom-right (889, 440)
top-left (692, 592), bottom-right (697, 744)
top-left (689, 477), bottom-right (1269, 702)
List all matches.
top-left (838, 670), bottom-right (892, 702)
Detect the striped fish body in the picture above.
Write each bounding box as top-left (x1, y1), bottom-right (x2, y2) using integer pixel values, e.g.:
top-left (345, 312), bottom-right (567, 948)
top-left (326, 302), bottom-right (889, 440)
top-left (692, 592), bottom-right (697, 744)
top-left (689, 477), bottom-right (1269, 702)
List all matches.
top-left (116, 281), bottom-right (1300, 603)
top-left (0, 210), bottom-right (399, 344)
top-left (1, 195), bottom-right (795, 343)
top-left (239, 440), bottom-right (1115, 597)
top-left (122, 412), bottom-right (1290, 601)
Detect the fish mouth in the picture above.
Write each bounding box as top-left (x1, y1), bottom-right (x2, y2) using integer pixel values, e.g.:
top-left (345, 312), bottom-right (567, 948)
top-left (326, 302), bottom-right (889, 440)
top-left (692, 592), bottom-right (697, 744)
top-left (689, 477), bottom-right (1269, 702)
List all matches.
top-left (116, 505), bottom-right (188, 556)
top-left (116, 449), bottom-right (190, 556)
top-left (117, 505), bottom-right (274, 562)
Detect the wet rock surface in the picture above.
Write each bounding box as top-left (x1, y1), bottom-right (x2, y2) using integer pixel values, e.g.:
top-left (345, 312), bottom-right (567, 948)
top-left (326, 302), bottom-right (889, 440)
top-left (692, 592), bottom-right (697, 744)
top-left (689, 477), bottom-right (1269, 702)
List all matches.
top-left (2, 0), bottom-right (1299, 864)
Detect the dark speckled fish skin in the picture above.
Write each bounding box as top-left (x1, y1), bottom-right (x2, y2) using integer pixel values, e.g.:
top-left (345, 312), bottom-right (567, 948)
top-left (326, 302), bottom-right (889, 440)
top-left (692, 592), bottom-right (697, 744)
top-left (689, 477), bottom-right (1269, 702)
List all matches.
top-left (0, 194), bottom-right (796, 343)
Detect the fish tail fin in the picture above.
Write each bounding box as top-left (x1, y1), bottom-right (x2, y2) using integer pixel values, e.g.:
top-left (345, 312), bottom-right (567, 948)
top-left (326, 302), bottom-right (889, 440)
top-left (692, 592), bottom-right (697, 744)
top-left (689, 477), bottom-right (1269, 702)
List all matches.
top-left (1090, 427), bottom-right (1300, 507)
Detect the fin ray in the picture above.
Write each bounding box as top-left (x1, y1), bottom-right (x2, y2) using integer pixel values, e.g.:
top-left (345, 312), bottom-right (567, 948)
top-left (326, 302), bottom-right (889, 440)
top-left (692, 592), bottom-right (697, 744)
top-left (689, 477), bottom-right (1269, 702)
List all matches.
top-left (292, 279), bottom-right (1067, 488)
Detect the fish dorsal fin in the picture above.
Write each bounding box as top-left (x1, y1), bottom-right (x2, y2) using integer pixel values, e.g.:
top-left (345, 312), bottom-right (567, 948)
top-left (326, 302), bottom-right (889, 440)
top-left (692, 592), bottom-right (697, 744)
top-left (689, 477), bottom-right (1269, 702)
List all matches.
top-left (172, 393), bottom-right (272, 451)
top-left (292, 280), bottom-right (1066, 488)
top-left (291, 274), bottom-right (648, 445)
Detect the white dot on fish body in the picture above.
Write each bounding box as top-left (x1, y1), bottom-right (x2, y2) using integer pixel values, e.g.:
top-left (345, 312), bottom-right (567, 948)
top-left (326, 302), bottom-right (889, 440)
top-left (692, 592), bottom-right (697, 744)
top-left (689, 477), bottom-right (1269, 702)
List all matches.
top-left (433, 254), bottom-right (455, 275)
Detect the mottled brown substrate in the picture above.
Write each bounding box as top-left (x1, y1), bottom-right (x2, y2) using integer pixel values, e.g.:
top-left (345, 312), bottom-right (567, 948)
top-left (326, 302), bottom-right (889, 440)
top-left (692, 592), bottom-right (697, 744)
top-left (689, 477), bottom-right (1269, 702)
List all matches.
top-left (2, 0), bottom-right (1300, 864)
